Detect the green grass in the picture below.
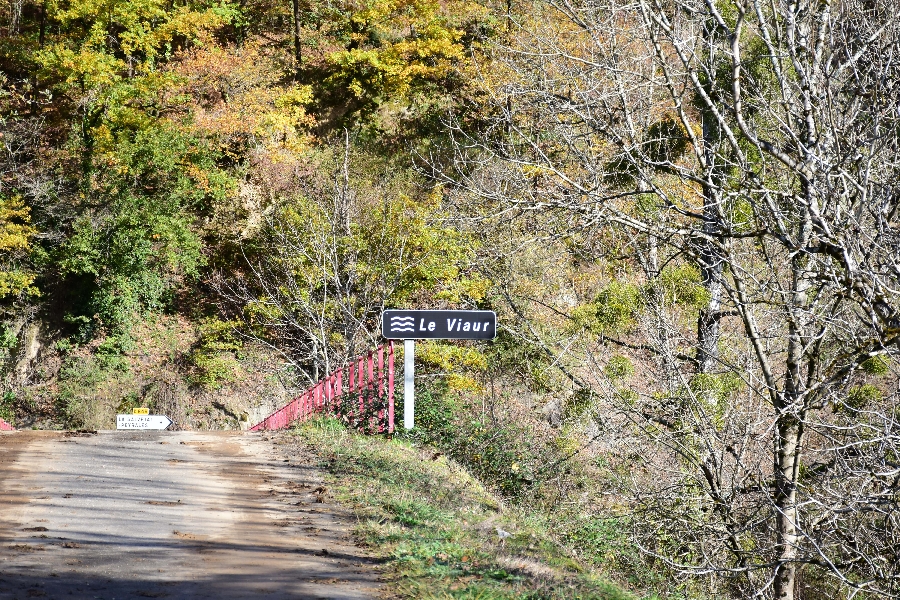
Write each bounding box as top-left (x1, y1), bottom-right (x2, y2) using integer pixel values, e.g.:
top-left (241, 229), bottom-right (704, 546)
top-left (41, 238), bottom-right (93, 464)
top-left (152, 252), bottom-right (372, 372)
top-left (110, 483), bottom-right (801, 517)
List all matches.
top-left (288, 418), bottom-right (638, 600)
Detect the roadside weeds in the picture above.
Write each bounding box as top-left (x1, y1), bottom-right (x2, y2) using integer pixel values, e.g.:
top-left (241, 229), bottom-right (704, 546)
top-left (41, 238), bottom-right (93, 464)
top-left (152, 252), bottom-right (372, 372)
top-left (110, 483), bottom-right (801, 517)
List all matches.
top-left (285, 418), bottom-right (638, 600)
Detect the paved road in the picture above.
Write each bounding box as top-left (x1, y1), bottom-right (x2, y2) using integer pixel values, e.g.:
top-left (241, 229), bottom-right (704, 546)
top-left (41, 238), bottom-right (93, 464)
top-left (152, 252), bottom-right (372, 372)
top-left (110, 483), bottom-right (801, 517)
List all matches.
top-left (0, 430), bottom-right (381, 600)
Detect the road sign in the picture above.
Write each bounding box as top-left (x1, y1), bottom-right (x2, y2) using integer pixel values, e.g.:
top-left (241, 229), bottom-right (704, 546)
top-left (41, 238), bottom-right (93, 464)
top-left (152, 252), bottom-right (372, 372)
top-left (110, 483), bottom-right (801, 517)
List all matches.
top-left (116, 414), bottom-right (172, 430)
top-left (382, 309), bottom-right (498, 430)
top-left (382, 309), bottom-right (497, 340)
top-left (133, 407), bottom-right (149, 415)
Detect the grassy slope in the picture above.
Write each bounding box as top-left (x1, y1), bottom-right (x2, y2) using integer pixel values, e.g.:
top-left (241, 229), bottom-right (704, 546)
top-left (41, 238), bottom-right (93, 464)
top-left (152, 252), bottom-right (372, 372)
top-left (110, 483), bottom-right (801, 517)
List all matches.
top-left (287, 418), bottom-right (642, 600)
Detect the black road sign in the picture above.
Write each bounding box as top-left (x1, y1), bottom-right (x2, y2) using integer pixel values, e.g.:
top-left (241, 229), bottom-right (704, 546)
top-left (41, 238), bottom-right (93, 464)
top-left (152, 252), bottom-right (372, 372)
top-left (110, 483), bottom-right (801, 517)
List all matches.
top-left (382, 310), bottom-right (497, 340)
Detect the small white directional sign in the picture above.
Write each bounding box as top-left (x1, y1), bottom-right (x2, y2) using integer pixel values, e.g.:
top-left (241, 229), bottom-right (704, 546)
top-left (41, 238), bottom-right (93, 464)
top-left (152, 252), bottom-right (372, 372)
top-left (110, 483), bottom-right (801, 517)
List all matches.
top-left (382, 309), bottom-right (497, 340)
top-left (116, 414), bottom-right (172, 430)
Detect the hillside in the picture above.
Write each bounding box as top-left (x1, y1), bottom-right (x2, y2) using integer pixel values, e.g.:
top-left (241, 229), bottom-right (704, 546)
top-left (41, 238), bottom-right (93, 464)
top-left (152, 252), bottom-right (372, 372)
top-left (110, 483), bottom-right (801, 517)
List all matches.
top-left (2, 0), bottom-right (900, 597)
top-left (287, 418), bottom-right (638, 600)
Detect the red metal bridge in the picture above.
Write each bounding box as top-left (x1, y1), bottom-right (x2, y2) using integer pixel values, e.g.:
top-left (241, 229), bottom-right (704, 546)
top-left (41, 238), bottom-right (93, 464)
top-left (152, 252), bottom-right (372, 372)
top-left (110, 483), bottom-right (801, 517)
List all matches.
top-left (250, 342), bottom-right (396, 434)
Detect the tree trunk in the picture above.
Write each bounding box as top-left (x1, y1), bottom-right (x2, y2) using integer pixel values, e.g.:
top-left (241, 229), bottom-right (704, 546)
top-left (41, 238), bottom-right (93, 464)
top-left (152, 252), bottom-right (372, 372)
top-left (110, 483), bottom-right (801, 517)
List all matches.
top-left (695, 18), bottom-right (724, 376)
top-left (696, 191), bottom-right (723, 375)
top-left (39, 0), bottom-right (46, 47)
top-left (696, 122), bottom-right (722, 375)
top-left (773, 415), bottom-right (800, 600)
top-left (291, 0), bottom-right (302, 75)
top-left (773, 188), bottom-right (813, 600)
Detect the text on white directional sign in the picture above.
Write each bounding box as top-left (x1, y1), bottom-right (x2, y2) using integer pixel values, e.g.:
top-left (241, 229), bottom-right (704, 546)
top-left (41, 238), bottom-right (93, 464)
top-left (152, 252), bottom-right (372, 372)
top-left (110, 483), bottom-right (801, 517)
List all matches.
top-left (116, 414), bottom-right (172, 430)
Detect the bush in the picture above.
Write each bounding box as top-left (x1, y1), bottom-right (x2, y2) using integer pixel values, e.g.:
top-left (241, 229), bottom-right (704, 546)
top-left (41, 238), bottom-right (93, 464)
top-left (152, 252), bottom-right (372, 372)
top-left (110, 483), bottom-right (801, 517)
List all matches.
top-left (188, 318), bottom-right (244, 389)
top-left (688, 372), bottom-right (742, 405)
top-left (403, 380), bottom-right (539, 499)
top-left (844, 384), bottom-right (883, 411)
top-left (655, 264), bottom-right (710, 308)
top-left (593, 281), bottom-right (643, 333)
top-left (56, 352), bottom-right (136, 429)
top-left (572, 281), bottom-right (643, 336)
top-left (604, 356), bottom-right (634, 382)
top-left (861, 355), bottom-right (891, 376)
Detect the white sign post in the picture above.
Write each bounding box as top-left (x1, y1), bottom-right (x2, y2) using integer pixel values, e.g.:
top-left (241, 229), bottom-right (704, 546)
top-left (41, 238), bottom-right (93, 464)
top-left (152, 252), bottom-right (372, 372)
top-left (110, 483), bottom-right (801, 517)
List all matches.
top-left (116, 414), bottom-right (172, 430)
top-left (404, 339), bottom-right (415, 430)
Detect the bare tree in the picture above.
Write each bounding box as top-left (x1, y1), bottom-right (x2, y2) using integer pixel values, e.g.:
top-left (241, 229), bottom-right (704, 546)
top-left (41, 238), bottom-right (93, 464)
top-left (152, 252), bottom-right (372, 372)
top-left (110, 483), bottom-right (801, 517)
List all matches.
top-left (214, 157), bottom-right (390, 383)
top-left (215, 147), bottom-right (482, 386)
top-left (431, 0), bottom-right (900, 596)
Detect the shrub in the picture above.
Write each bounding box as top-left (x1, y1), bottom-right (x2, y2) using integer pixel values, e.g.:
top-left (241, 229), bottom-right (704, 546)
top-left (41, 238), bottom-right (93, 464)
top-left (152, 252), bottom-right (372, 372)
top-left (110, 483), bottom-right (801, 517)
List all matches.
top-left (655, 264), bottom-right (710, 308)
top-left (861, 355), bottom-right (891, 376)
top-left (845, 384), bottom-right (883, 411)
top-left (572, 281), bottom-right (643, 335)
top-left (604, 355), bottom-right (634, 382)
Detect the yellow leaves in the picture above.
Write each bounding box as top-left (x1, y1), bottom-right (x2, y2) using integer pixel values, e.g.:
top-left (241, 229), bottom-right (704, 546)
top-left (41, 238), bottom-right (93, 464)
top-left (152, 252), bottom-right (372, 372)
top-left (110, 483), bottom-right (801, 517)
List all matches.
top-left (331, 33), bottom-right (464, 100)
top-left (417, 341), bottom-right (487, 391)
top-left (0, 197), bottom-right (35, 252)
top-left (521, 164), bottom-right (554, 180)
top-left (186, 165), bottom-right (212, 193)
top-left (0, 272), bottom-right (38, 299)
top-left (418, 341), bottom-right (488, 371)
top-left (243, 297), bottom-right (282, 324)
top-left (38, 45), bottom-right (123, 89)
top-left (51, 0), bottom-right (228, 56)
top-left (39, 0), bottom-right (232, 102)
top-left (0, 196), bottom-right (38, 299)
top-left (325, 0), bottom-right (479, 105)
top-left (274, 86), bottom-right (314, 109)
top-left (149, 5), bottom-right (230, 51)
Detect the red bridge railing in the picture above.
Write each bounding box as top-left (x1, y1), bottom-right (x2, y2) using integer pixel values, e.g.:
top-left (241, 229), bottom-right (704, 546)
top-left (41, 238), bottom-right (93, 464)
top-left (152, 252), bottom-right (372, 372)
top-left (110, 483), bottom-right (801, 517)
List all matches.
top-left (250, 342), bottom-right (395, 434)
top-left (0, 418), bottom-right (14, 431)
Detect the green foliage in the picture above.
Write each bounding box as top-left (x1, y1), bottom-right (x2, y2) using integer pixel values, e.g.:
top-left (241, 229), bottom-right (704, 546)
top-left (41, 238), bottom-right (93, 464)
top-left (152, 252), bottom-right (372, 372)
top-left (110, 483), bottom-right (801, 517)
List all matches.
top-left (634, 193), bottom-right (660, 216)
top-left (485, 330), bottom-right (553, 392)
top-left (595, 281), bottom-right (643, 331)
top-left (0, 389), bottom-right (15, 422)
top-left (57, 351), bottom-right (135, 429)
top-left (565, 516), bottom-right (658, 590)
top-left (728, 197), bottom-right (755, 233)
top-left (654, 264), bottom-right (709, 308)
top-left (317, 0), bottom-right (489, 124)
top-left (604, 356), bottom-right (634, 382)
top-left (35, 0), bottom-right (235, 99)
top-left (57, 124), bottom-right (225, 332)
top-left (116, 391), bottom-right (143, 415)
top-left (645, 117), bottom-right (691, 164)
top-left (406, 380), bottom-right (538, 499)
top-left (416, 341), bottom-right (487, 391)
top-left (266, 189), bottom-right (484, 310)
top-left (241, 169), bottom-right (489, 366)
top-left (565, 386), bottom-right (596, 420)
top-left (844, 385), bottom-right (883, 412)
top-left (0, 325), bottom-right (17, 351)
top-left (688, 372), bottom-right (742, 405)
top-left (861, 355), bottom-right (891, 376)
top-left (188, 318), bottom-right (243, 389)
top-left (573, 281), bottom-right (643, 335)
top-left (54, 338), bottom-right (74, 353)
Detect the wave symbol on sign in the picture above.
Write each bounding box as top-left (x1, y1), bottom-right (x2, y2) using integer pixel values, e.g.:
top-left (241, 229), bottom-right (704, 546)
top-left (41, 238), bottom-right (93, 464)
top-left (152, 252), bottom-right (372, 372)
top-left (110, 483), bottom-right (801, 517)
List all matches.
top-left (389, 316), bottom-right (415, 332)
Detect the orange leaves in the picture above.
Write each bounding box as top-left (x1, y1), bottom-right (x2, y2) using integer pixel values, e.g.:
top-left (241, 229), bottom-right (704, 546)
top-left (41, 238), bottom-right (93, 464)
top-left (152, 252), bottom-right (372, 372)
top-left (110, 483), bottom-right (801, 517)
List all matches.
top-left (167, 41), bottom-right (315, 159)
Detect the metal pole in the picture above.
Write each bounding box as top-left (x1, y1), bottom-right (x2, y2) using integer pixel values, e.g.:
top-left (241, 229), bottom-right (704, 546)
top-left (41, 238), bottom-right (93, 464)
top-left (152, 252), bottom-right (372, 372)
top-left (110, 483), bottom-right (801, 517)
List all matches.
top-left (404, 339), bottom-right (414, 429)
